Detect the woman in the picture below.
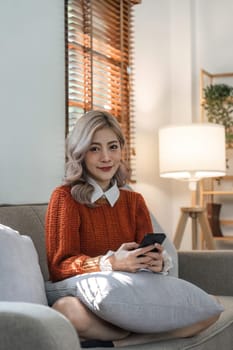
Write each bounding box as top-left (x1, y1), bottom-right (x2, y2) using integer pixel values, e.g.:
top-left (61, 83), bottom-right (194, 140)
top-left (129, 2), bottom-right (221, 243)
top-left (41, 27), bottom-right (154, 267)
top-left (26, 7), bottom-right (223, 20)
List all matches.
top-left (46, 110), bottom-right (219, 347)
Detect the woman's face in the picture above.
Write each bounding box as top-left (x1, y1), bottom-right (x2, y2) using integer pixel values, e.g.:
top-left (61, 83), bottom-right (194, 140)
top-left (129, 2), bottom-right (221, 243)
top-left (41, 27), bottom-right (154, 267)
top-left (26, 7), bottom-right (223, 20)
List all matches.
top-left (84, 127), bottom-right (122, 190)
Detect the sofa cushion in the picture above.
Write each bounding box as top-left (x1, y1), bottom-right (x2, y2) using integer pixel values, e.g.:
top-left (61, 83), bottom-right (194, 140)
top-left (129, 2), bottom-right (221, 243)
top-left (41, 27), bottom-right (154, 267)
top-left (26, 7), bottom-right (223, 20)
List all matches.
top-left (0, 204), bottom-right (49, 281)
top-left (0, 224), bottom-right (47, 305)
top-left (46, 271), bottom-right (223, 333)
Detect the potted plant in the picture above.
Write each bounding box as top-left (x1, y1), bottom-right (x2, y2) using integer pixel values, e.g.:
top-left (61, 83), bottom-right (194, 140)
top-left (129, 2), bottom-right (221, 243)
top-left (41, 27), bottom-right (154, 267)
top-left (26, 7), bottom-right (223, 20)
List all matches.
top-left (202, 83), bottom-right (233, 148)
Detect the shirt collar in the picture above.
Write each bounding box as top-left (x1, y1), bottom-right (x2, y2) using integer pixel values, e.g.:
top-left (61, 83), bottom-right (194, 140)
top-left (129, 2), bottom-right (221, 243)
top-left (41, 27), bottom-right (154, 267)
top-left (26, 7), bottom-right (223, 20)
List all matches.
top-left (87, 177), bottom-right (120, 207)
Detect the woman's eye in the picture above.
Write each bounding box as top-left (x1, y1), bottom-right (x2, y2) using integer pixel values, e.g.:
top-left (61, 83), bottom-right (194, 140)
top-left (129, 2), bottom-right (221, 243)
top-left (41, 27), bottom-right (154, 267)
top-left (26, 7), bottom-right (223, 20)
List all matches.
top-left (110, 144), bottom-right (119, 150)
top-left (89, 146), bottom-right (99, 152)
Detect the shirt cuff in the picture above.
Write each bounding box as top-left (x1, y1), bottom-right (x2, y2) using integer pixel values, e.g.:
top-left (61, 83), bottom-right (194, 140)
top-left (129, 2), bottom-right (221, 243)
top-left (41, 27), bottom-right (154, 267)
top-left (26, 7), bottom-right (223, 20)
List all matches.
top-left (161, 249), bottom-right (174, 275)
top-left (99, 250), bottom-right (114, 271)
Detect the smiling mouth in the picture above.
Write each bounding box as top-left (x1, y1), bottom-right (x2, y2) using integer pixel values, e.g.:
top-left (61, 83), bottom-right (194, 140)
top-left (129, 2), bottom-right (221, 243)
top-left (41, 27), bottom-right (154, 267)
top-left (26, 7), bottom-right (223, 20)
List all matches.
top-left (98, 166), bottom-right (113, 172)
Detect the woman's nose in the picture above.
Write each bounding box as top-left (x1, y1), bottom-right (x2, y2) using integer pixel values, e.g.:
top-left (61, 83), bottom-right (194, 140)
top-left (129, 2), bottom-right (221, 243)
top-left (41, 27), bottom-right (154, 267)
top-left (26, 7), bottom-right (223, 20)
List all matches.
top-left (100, 149), bottom-right (111, 161)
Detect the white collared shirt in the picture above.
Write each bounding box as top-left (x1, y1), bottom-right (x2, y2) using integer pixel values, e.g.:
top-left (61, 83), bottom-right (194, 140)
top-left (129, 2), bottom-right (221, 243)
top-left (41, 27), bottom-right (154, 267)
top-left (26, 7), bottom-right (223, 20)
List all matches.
top-left (87, 177), bottom-right (119, 207)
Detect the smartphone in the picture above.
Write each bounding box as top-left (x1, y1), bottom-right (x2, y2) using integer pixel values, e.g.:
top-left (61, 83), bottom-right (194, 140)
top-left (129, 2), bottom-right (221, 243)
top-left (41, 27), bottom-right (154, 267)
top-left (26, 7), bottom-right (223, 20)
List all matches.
top-left (138, 233), bottom-right (166, 252)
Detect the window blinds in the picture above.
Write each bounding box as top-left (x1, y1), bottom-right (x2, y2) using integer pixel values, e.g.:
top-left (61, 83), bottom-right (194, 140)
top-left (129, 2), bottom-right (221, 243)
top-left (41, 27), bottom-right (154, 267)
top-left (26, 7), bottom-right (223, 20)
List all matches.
top-left (65, 0), bottom-right (139, 181)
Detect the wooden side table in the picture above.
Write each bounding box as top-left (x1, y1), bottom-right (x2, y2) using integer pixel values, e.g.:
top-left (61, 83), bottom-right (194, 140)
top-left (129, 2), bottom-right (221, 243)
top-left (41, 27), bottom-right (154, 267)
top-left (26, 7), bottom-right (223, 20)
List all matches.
top-left (173, 207), bottom-right (215, 250)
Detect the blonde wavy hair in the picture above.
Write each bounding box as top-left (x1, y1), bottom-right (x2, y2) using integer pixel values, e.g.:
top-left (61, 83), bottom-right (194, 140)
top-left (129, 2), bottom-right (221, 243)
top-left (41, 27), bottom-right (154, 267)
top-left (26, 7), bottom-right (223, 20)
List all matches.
top-left (64, 110), bottom-right (130, 205)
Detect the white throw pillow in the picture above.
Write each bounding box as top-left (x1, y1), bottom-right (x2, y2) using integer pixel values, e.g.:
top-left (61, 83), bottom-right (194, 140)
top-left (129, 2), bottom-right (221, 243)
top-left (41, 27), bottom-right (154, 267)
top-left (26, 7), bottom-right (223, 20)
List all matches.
top-left (0, 224), bottom-right (47, 305)
top-left (46, 271), bottom-right (223, 333)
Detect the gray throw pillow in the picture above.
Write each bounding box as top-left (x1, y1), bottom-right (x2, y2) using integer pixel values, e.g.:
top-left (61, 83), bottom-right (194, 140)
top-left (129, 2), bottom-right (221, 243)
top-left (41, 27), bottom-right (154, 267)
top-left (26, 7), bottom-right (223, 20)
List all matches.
top-left (0, 224), bottom-right (47, 305)
top-left (46, 271), bottom-right (223, 333)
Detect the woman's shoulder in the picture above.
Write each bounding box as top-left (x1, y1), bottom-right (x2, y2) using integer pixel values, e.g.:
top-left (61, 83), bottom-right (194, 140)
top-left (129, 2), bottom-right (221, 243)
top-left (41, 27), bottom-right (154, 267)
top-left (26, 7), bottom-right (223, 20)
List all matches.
top-left (49, 185), bottom-right (72, 201)
top-left (119, 186), bottom-right (144, 201)
top-left (52, 184), bottom-right (71, 194)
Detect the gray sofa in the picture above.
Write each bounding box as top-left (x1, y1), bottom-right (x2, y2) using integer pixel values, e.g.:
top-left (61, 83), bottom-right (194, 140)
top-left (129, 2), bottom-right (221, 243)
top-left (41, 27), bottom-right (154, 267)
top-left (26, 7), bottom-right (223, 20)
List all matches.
top-left (0, 204), bottom-right (233, 350)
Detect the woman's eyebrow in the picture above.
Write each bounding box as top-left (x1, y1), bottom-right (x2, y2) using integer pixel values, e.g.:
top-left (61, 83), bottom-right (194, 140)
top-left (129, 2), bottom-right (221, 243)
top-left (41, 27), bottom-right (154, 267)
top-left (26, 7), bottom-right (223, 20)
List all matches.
top-left (90, 140), bottom-right (119, 146)
top-left (108, 140), bottom-right (119, 144)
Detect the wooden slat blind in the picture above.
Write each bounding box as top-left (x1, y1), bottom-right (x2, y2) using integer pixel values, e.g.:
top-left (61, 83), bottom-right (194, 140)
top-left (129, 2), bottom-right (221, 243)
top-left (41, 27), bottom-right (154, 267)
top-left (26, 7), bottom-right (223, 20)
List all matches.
top-left (65, 0), bottom-right (139, 181)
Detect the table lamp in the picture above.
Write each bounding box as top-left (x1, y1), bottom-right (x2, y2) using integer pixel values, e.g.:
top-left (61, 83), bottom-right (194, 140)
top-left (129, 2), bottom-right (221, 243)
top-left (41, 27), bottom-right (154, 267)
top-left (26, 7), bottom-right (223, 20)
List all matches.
top-left (158, 123), bottom-right (226, 249)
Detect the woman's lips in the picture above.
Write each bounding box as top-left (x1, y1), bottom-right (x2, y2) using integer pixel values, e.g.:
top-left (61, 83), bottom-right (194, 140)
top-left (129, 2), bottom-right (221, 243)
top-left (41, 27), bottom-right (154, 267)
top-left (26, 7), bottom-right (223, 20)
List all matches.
top-left (98, 166), bottom-right (113, 172)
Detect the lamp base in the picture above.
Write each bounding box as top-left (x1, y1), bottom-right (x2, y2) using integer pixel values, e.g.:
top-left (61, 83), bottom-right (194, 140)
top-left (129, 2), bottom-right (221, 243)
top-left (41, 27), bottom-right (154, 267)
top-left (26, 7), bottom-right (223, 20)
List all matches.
top-left (173, 207), bottom-right (215, 250)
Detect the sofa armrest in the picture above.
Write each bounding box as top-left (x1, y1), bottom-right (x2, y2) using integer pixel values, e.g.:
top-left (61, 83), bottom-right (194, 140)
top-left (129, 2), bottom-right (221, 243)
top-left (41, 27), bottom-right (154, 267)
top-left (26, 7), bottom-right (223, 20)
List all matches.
top-left (0, 302), bottom-right (81, 350)
top-left (178, 250), bottom-right (233, 296)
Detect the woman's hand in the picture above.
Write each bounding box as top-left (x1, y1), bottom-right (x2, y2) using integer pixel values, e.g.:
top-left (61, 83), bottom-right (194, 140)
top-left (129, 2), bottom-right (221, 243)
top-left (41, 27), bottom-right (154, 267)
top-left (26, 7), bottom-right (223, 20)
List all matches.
top-left (143, 243), bottom-right (164, 273)
top-left (108, 242), bottom-right (164, 273)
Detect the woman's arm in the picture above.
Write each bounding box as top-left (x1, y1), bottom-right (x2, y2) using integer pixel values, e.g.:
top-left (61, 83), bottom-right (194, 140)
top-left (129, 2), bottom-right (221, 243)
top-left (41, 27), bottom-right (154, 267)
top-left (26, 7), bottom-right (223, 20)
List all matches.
top-left (107, 192), bottom-right (165, 273)
top-left (46, 186), bottom-right (102, 281)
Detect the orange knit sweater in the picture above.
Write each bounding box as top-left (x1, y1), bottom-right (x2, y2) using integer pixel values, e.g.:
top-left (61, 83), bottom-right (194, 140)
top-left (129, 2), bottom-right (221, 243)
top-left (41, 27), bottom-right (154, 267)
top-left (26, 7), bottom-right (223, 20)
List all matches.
top-left (46, 185), bottom-right (153, 282)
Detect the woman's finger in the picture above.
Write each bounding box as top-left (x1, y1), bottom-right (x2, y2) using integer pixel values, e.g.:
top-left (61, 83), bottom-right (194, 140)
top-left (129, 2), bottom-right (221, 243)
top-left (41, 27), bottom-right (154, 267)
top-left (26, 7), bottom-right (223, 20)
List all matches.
top-left (119, 242), bottom-right (139, 251)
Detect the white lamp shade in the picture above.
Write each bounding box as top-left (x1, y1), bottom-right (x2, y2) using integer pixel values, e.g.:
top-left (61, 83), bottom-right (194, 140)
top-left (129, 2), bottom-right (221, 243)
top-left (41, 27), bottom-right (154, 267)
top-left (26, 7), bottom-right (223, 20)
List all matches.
top-left (159, 123), bottom-right (226, 180)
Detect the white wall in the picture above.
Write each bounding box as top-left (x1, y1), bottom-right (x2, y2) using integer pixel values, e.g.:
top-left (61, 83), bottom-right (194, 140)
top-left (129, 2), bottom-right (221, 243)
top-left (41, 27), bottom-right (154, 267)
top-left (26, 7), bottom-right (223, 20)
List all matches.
top-left (133, 0), bottom-right (173, 238)
top-left (0, 0), bottom-right (65, 204)
top-left (134, 0), bottom-right (194, 245)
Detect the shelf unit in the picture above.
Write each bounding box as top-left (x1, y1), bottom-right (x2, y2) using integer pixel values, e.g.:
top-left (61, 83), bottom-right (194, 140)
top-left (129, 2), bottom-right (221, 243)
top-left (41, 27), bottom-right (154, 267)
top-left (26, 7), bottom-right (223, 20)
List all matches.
top-left (199, 176), bottom-right (233, 228)
top-left (199, 69), bottom-right (233, 241)
top-left (200, 69), bottom-right (233, 123)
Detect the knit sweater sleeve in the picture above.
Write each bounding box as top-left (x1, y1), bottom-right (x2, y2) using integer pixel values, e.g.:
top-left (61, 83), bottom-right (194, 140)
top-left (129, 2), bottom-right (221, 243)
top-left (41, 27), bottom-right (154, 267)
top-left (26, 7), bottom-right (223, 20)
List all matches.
top-left (45, 186), bottom-right (101, 282)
